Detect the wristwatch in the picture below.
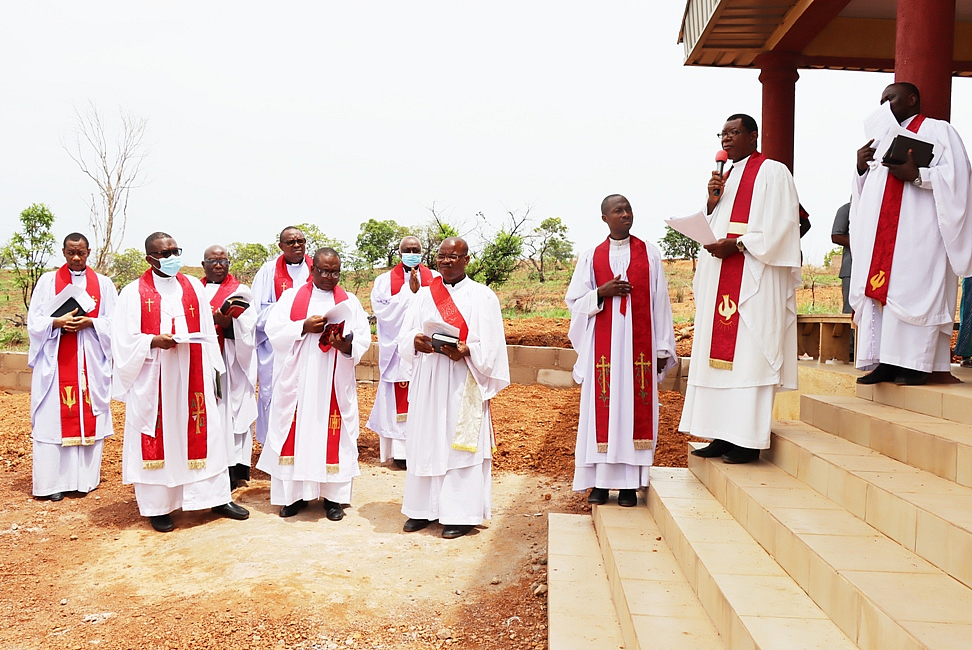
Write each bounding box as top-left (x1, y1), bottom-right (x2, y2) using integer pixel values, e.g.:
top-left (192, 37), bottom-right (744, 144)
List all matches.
top-left (735, 239), bottom-right (746, 253)
top-left (913, 174), bottom-right (923, 187)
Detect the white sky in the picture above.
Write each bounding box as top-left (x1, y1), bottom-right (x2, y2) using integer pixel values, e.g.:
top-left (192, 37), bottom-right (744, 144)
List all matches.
top-left (3, 1), bottom-right (971, 266)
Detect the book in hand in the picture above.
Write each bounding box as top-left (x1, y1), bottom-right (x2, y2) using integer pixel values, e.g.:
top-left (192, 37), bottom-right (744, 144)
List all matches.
top-left (47, 284), bottom-right (96, 318)
top-left (51, 297), bottom-right (88, 319)
top-left (220, 296), bottom-right (250, 319)
top-left (882, 134), bottom-right (934, 168)
top-left (319, 321), bottom-right (351, 352)
top-left (430, 332), bottom-right (460, 355)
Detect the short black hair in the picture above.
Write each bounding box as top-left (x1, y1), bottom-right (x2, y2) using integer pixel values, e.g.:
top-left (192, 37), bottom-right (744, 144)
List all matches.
top-left (894, 81), bottom-right (921, 104)
top-left (279, 226), bottom-right (303, 242)
top-left (314, 247), bottom-right (340, 263)
top-left (144, 232), bottom-right (173, 253)
top-left (601, 194), bottom-right (624, 215)
top-left (726, 114), bottom-right (758, 133)
top-left (63, 232), bottom-right (89, 248)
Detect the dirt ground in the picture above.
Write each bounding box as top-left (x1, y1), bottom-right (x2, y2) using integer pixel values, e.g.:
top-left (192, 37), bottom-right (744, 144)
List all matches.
top-left (0, 369), bottom-right (695, 649)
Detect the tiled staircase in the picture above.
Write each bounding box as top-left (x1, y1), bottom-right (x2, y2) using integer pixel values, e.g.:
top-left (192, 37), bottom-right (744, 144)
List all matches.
top-left (548, 375), bottom-right (972, 649)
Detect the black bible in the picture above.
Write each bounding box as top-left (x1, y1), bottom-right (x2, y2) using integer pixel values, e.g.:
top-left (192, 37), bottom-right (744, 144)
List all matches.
top-left (882, 134), bottom-right (934, 168)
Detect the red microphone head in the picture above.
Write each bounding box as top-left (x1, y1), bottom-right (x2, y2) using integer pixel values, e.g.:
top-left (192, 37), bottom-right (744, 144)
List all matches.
top-left (715, 150), bottom-right (729, 163)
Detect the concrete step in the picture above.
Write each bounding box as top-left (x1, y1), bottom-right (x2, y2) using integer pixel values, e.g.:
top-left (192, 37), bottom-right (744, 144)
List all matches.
top-left (856, 379), bottom-right (972, 426)
top-left (647, 467), bottom-right (855, 649)
top-left (691, 443), bottom-right (972, 649)
top-left (801, 393), bottom-right (972, 487)
top-left (547, 513), bottom-right (626, 650)
top-left (768, 420), bottom-right (972, 591)
top-left (592, 501), bottom-right (723, 650)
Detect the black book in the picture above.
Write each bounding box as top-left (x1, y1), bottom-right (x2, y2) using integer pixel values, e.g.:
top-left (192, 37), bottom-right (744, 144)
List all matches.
top-left (51, 298), bottom-right (88, 319)
top-left (882, 134), bottom-right (934, 168)
top-left (430, 332), bottom-right (460, 354)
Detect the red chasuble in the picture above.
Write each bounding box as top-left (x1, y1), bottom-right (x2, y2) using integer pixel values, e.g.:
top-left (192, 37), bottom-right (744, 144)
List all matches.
top-left (429, 277), bottom-right (469, 341)
top-left (709, 151), bottom-right (766, 370)
top-left (202, 274), bottom-right (241, 352)
top-left (591, 237), bottom-right (655, 453)
top-left (283, 282), bottom-right (350, 473)
top-left (273, 254), bottom-right (313, 301)
top-left (390, 263), bottom-right (433, 295)
top-left (865, 115), bottom-right (927, 305)
top-left (54, 265), bottom-right (102, 447)
top-left (137, 270), bottom-right (208, 470)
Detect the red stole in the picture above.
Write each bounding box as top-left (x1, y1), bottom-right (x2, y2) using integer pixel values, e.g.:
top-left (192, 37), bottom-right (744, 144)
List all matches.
top-left (865, 114), bottom-right (927, 305)
top-left (283, 282), bottom-right (350, 473)
top-left (273, 254), bottom-right (313, 301)
top-left (54, 266), bottom-right (101, 446)
top-left (390, 263), bottom-right (433, 295)
top-left (591, 237), bottom-right (655, 453)
top-left (709, 151), bottom-right (766, 370)
top-left (202, 274), bottom-right (241, 353)
top-left (137, 270), bottom-right (208, 470)
top-left (429, 277), bottom-right (469, 341)
top-left (394, 381), bottom-right (409, 422)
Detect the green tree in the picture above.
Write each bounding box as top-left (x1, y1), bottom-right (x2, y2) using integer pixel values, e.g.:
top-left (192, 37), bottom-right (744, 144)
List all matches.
top-left (109, 247), bottom-right (149, 290)
top-left (355, 219), bottom-right (411, 268)
top-left (418, 217), bottom-right (459, 269)
top-left (227, 242), bottom-right (272, 284)
top-left (290, 223), bottom-right (346, 258)
top-left (659, 226), bottom-right (701, 270)
top-left (468, 229), bottom-right (523, 286)
top-left (526, 217), bottom-right (573, 282)
top-left (4, 203), bottom-right (57, 310)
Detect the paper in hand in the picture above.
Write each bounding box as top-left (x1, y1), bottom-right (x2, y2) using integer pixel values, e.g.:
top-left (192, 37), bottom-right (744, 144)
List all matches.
top-left (47, 284), bottom-right (97, 318)
top-left (665, 211), bottom-right (717, 246)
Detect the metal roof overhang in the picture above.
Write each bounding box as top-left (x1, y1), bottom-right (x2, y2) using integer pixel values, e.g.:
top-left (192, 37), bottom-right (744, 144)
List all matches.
top-left (678, 0), bottom-right (972, 76)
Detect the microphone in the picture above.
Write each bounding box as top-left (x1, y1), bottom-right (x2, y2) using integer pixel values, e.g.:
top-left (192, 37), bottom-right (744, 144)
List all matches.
top-left (714, 150), bottom-right (729, 196)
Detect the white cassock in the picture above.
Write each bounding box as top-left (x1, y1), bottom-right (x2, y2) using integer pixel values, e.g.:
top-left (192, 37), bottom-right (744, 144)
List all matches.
top-left (202, 281), bottom-right (257, 474)
top-left (27, 269), bottom-right (117, 496)
top-left (679, 154), bottom-right (802, 449)
top-left (251, 256), bottom-right (311, 443)
top-left (397, 277), bottom-right (510, 526)
top-left (566, 238), bottom-right (677, 491)
top-left (255, 285), bottom-right (371, 506)
top-left (850, 110), bottom-right (972, 372)
top-left (112, 273), bottom-right (231, 517)
top-left (366, 265), bottom-right (439, 462)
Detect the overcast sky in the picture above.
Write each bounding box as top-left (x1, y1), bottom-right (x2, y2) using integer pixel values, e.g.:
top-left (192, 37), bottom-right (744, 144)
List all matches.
top-left (3, 1), bottom-right (971, 266)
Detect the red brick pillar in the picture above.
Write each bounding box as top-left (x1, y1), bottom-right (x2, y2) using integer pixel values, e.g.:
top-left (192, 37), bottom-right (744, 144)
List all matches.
top-left (895, 0), bottom-right (955, 121)
top-left (756, 51), bottom-right (800, 172)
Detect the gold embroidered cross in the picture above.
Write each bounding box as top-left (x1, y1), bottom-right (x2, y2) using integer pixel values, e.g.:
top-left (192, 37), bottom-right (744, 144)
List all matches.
top-left (144, 297), bottom-right (154, 312)
top-left (187, 304), bottom-right (195, 317)
top-left (190, 392), bottom-right (206, 434)
top-left (596, 355), bottom-right (611, 396)
top-left (634, 352), bottom-right (652, 392)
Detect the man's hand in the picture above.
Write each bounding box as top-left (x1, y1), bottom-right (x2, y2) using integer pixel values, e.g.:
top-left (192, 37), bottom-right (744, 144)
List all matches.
top-left (62, 315), bottom-right (93, 333)
top-left (857, 138), bottom-right (876, 175)
top-left (302, 315), bottom-right (326, 335)
top-left (151, 334), bottom-right (177, 350)
top-left (597, 274), bottom-right (631, 299)
top-left (213, 311), bottom-right (233, 329)
top-left (52, 308), bottom-right (79, 330)
top-left (706, 170), bottom-right (725, 214)
top-left (440, 341), bottom-right (470, 362)
top-left (414, 333), bottom-right (434, 354)
top-left (329, 330), bottom-right (353, 355)
top-left (703, 238), bottom-right (740, 260)
top-left (884, 148), bottom-right (920, 183)
top-left (409, 268), bottom-right (420, 293)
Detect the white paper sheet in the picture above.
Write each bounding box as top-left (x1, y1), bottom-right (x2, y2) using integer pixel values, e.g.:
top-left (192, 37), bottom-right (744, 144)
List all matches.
top-left (664, 210), bottom-right (717, 246)
top-left (422, 319), bottom-right (460, 339)
top-left (321, 298), bottom-right (352, 327)
top-left (172, 332), bottom-right (218, 344)
top-left (45, 284), bottom-right (97, 316)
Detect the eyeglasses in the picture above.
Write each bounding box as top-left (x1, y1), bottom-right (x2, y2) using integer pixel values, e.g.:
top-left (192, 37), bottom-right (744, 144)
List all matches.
top-left (717, 129), bottom-right (744, 139)
top-left (281, 238), bottom-right (306, 247)
top-left (148, 247), bottom-right (183, 259)
top-left (203, 259), bottom-right (230, 267)
top-left (436, 254), bottom-right (462, 262)
top-left (314, 267), bottom-right (341, 278)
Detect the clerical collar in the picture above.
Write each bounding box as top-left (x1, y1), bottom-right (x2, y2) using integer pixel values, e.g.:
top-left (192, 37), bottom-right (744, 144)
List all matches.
top-left (70, 269), bottom-right (86, 277)
top-left (444, 275), bottom-right (466, 287)
top-left (609, 236), bottom-right (630, 248)
top-left (286, 260), bottom-right (304, 266)
top-left (155, 273), bottom-right (177, 284)
top-left (901, 114), bottom-right (917, 128)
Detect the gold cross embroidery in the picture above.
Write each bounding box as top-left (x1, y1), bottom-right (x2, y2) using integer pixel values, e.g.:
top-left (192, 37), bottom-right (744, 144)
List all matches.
top-left (596, 355), bottom-right (611, 400)
top-left (187, 304), bottom-right (195, 317)
top-left (190, 392), bottom-right (206, 434)
top-left (634, 353), bottom-right (652, 392)
top-left (144, 297), bottom-right (154, 312)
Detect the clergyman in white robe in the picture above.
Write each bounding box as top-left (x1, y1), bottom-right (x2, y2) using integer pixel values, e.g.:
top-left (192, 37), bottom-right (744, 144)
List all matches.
top-left (28, 265), bottom-right (117, 498)
top-left (567, 237), bottom-right (677, 493)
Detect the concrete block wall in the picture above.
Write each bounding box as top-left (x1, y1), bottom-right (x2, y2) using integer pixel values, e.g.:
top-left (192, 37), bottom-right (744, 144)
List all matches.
top-left (0, 352), bottom-right (31, 392)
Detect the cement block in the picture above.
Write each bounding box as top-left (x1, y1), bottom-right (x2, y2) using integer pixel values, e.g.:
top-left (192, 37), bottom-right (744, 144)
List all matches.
top-left (509, 366), bottom-right (537, 385)
top-left (17, 371), bottom-right (32, 389)
top-left (1, 352), bottom-right (29, 371)
top-left (510, 345), bottom-right (559, 369)
top-left (0, 371), bottom-right (19, 390)
top-left (537, 368), bottom-right (577, 389)
top-left (557, 348), bottom-right (578, 368)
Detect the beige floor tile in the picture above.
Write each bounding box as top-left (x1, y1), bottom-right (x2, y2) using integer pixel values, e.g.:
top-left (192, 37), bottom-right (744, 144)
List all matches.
top-left (800, 393), bottom-right (816, 426)
top-left (905, 431), bottom-right (958, 481)
top-left (745, 498), bottom-right (778, 555)
top-left (649, 476), bottom-right (714, 500)
top-left (797, 451), bottom-right (832, 495)
top-left (772, 505), bottom-right (874, 536)
top-left (903, 385), bottom-right (944, 418)
top-left (548, 513), bottom-right (593, 534)
top-left (768, 432), bottom-right (802, 475)
top-left (594, 505), bottom-right (649, 530)
top-left (743, 485), bottom-right (839, 511)
top-left (629, 614), bottom-right (723, 650)
top-left (649, 466), bottom-right (696, 482)
top-left (601, 524), bottom-right (664, 552)
top-left (904, 492), bottom-right (972, 526)
top-left (869, 420), bottom-right (909, 462)
top-left (943, 391), bottom-right (972, 425)
top-left (857, 596), bottom-right (922, 650)
top-left (727, 609), bottom-right (758, 650)
top-left (915, 419), bottom-right (972, 443)
top-left (864, 485), bottom-right (918, 550)
top-left (856, 383), bottom-right (874, 401)
top-left (695, 562), bottom-right (729, 635)
top-left (774, 525), bottom-right (811, 587)
top-left (858, 469), bottom-right (964, 495)
top-left (802, 533), bottom-right (935, 573)
top-left (693, 541), bottom-right (785, 577)
top-left (675, 517), bottom-right (754, 545)
top-left (613, 548), bottom-right (685, 583)
top-left (872, 382), bottom-right (905, 409)
top-left (826, 465), bottom-right (869, 519)
top-left (742, 615), bottom-right (858, 649)
top-left (548, 533), bottom-right (602, 559)
top-left (914, 510), bottom-right (951, 575)
top-left (820, 452), bottom-right (915, 472)
top-left (718, 574), bottom-right (827, 619)
top-left (813, 401), bottom-right (839, 434)
top-left (807, 553), bottom-right (860, 640)
top-left (548, 577), bottom-right (614, 614)
top-left (548, 558), bottom-right (612, 584)
top-left (837, 407), bottom-right (872, 446)
top-left (547, 611), bottom-right (625, 650)
top-left (660, 495), bottom-right (735, 521)
top-left (845, 571), bottom-right (972, 624)
top-left (902, 620), bottom-right (972, 648)
top-left (620, 578), bottom-right (703, 617)
top-left (719, 458), bottom-right (799, 488)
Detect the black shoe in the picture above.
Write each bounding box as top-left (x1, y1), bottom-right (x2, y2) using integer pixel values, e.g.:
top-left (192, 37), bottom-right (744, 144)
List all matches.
top-left (723, 447), bottom-right (760, 464)
top-left (323, 499), bottom-right (344, 521)
top-left (442, 525), bottom-right (473, 539)
top-left (895, 367), bottom-right (930, 386)
top-left (856, 363), bottom-right (897, 385)
top-left (403, 518), bottom-right (432, 532)
top-left (617, 489), bottom-right (638, 507)
top-left (394, 458), bottom-right (407, 470)
top-left (279, 500), bottom-right (308, 518)
top-left (212, 502), bottom-right (249, 520)
top-left (149, 514), bottom-right (175, 533)
top-left (41, 492), bottom-right (64, 502)
top-left (587, 487), bottom-right (608, 505)
top-left (691, 439), bottom-right (732, 458)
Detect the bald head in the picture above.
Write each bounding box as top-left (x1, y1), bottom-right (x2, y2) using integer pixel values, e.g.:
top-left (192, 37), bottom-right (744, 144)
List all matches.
top-left (440, 237), bottom-right (468, 256)
top-left (399, 236), bottom-right (422, 254)
top-left (201, 244), bottom-right (230, 283)
top-left (204, 244), bottom-right (226, 259)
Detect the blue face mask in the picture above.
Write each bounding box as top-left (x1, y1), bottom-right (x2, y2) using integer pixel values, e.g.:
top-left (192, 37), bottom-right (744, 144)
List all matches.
top-left (157, 255), bottom-right (183, 277)
top-left (401, 253), bottom-right (422, 268)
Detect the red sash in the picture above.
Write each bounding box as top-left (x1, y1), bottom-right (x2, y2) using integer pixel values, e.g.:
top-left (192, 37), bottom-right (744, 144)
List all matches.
top-left (390, 263), bottom-right (433, 295)
top-left (202, 274), bottom-right (241, 353)
top-left (591, 237), bottom-right (655, 452)
top-left (284, 282), bottom-right (349, 473)
top-left (273, 254), bottom-right (313, 300)
top-left (54, 266), bottom-right (101, 446)
top-left (865, 114), bottom-right (927, 305)
top-left (394, 381), bottom-right (409, 422)
top-left (429, 277), bottom-right (469, 341)
top-left (137, 270), bottom-right (208, 470)
top-left (709, 151), bottom-right (766, 370)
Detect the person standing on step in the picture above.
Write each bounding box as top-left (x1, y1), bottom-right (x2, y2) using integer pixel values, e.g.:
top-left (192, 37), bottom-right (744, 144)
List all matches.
top-left (565, 195), bottom-right (677, 507)
top-left (679, 114), bottom-right (802, 464)
top-left (366, 235), bottom-right (438, 469)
